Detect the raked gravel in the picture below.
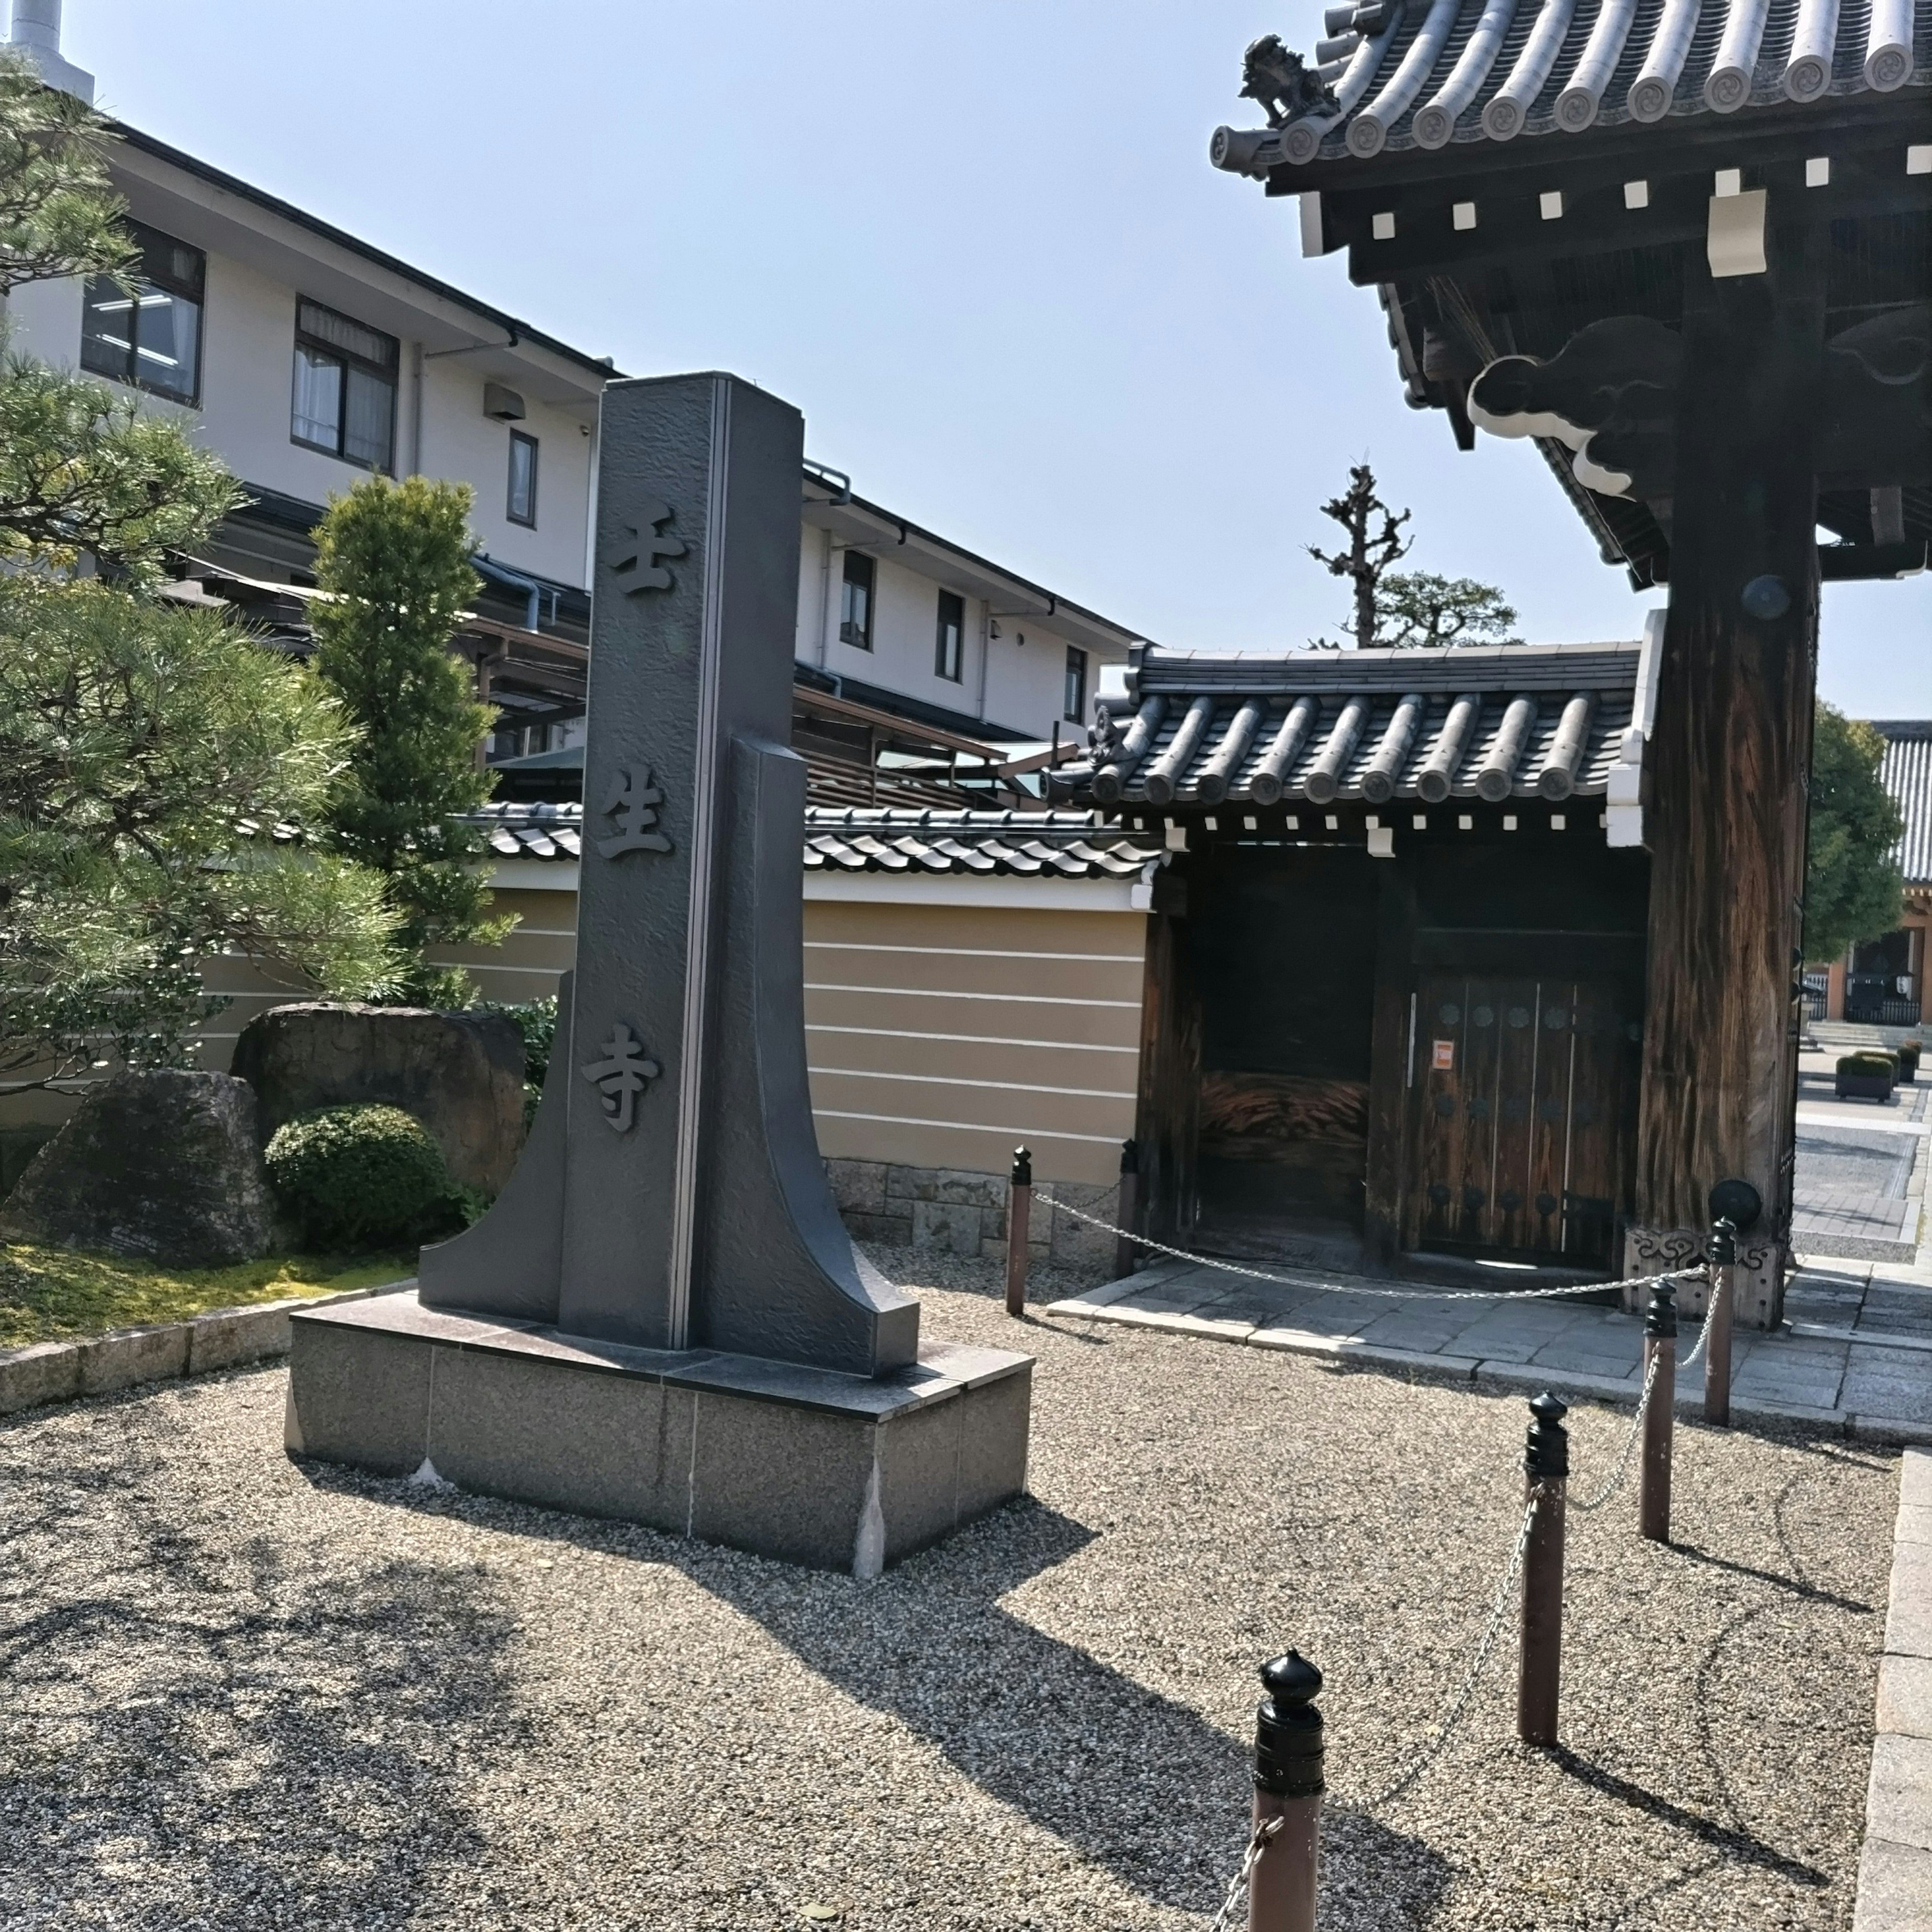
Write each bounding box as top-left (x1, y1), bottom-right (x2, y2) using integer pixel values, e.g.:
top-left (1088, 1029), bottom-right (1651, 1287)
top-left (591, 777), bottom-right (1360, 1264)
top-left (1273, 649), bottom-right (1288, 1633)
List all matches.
top-left (0, 1243), bottom-right (1899, 1931)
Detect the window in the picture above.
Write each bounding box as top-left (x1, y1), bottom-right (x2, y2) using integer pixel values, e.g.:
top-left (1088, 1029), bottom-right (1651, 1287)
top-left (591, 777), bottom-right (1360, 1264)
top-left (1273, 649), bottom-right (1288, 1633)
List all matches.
top-left (290, 298), bottom-right (397, 471)
top-left (839, 550), bottom-right (874, 650)
top-left (1064, 646), bottom-right (1088, 723)
top-left (80, 222), bottom-right (204, 406)
top-left (507, 431), bottom-right (539, 527)
top-left (935, 589), bottom-right (965, 682)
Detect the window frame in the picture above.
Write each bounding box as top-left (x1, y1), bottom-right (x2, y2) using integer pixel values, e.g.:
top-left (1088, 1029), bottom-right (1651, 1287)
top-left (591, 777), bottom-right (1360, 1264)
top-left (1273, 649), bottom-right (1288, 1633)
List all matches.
top-left (839, 549), bottom-right (875, 652)
top-left (507, 429), bottom-right (539, 528)
top-left (289, 296), bottom-right (399, 473)
top-left (1064, 646), bottom-right (1089, 724)
top-left (934, 589), bottom-right (965, 683)
top-left (79, 220), bottom-right (206, 408)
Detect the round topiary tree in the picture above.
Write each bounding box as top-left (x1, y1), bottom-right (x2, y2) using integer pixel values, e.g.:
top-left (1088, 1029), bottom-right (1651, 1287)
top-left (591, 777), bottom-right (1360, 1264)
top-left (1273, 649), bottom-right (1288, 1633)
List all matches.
top-left (265, 1103), bottom-right (455, 1249)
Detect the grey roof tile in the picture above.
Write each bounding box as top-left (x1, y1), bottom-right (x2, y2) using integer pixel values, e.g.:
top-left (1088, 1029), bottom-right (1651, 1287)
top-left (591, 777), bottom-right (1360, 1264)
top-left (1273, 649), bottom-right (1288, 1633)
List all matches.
top-left (461, 803), bottom-right (1159, 881)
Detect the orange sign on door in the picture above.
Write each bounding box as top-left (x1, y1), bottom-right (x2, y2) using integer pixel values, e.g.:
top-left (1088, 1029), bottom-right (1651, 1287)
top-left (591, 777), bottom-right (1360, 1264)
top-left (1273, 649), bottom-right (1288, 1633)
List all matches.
top-left (1432, 1038), bottom-right (1455, 1072)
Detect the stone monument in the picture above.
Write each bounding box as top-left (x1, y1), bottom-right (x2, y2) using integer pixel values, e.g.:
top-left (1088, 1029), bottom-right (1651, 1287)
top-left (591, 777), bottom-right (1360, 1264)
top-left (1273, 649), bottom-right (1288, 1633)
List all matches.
top-left (284, 373), bottom-right (1033, 1574)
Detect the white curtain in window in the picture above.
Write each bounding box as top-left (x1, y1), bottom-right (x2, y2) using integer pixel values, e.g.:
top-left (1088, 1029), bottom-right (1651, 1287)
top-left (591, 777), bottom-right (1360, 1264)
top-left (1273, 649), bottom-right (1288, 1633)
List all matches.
top-left (292, 346), bottom-right (342, 449)
top-left (344, 366), bottom-right (393, 470)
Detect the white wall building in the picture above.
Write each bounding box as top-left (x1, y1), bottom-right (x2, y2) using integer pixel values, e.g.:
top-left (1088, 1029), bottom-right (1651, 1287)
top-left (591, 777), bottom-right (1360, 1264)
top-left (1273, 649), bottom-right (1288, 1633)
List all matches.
top-left (0, 5), bottom-right (1142, 746)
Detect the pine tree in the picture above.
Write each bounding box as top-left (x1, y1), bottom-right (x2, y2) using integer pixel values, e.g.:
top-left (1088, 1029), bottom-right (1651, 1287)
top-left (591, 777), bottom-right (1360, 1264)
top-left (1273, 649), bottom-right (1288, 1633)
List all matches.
top-left (309, 475), bottom-right (510, 1005)
top-left (1307, 464), bottom-right (1517, 650)
top-left (0, 51), bottom-right (398, 1087)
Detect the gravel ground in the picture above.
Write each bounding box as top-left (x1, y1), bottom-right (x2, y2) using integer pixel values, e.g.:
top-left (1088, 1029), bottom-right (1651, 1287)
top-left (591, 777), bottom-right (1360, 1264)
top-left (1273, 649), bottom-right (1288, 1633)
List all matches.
top-left (0, 1244), bottom-right (1898, 1931)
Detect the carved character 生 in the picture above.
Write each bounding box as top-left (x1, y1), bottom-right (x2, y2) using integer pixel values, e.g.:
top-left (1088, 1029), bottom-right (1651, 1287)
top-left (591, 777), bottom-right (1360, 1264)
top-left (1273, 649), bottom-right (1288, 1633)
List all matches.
top-left (596, 764), bottom-right (673, 858)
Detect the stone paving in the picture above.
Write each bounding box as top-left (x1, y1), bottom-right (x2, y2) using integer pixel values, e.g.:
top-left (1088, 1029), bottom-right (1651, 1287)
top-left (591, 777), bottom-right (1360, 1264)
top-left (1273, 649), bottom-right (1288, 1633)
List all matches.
top-left (1044, 1249), bottom-right (1932, 1442)
top-left (1858, 1447), bottom-right (1932, 1932)
top-left (1793, 1056), bottom-right (1930, 1262)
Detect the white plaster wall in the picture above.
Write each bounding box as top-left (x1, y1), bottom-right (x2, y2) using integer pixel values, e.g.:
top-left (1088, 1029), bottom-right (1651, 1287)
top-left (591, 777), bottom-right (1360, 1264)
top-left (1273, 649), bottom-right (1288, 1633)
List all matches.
top-left (5, 255), bottom-right (591, 588)
top-left (822, 549), bottom-right (989, 719)
top-left (984, 620), bottom-right (1090, 738)
top-left (416, 356), bottom-right (593, 586)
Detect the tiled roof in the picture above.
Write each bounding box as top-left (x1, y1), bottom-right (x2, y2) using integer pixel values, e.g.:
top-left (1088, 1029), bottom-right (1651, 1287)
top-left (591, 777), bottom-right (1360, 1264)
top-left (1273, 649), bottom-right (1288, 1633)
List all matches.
top-left (1050, 638), bottom-right (1653, 808)
top-left (1873, 721), bottom-right (1932, 885)
top-left (1214, 0), bottom-right (1929, 171)
top-left (462, 803), bottom-right (1160, 878)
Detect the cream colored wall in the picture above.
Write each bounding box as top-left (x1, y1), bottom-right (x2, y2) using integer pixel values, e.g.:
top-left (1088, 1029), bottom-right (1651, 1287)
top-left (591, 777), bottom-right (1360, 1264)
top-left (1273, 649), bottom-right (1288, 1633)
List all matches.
top-left (2, 876), bottom-right (1147, 1186)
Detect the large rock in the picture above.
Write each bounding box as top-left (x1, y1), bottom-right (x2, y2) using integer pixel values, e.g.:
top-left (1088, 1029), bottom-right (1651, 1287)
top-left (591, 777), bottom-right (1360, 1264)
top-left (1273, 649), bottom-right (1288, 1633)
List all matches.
top-left (0, 1070), bottom-right (275, 1265)
top-left (231, 1003), bottom-right (525, 1194)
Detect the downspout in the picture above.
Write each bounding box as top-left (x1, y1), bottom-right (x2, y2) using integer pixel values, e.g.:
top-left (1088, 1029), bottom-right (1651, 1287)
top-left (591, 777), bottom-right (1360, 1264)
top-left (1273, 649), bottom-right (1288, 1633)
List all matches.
top-left (817, 525), bottom-right (835, 670)
top-left (410, 342), bottom-right (426, 477)
top-left (975, 597), bottom-right (990, 723)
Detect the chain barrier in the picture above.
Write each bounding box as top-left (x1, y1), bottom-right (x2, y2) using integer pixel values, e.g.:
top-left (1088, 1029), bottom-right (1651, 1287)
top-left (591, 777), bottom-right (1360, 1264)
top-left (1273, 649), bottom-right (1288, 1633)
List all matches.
top-left (1569, 1342), bottom-right (1663, 1514)
top-left (1035, 1191), bottom-right (1703, 1307)
top-left (1207, 1814), bottom-right (1282, 1932)
top-left (1364, 1481), bottom-right (1551, 1810)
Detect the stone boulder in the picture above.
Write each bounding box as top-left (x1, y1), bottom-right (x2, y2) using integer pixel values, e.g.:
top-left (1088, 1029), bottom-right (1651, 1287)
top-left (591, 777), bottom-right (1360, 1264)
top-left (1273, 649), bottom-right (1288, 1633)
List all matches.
top-left (231, 1003), bottom-right (525, 1194)
top-left (0, 1070), bottom-right (274, 1265)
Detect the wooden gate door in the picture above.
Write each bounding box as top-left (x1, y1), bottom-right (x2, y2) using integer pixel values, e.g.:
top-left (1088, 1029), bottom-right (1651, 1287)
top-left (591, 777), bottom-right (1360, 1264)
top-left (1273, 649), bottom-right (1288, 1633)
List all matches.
top-left (1408, 975), bottom-right (1627, 1265)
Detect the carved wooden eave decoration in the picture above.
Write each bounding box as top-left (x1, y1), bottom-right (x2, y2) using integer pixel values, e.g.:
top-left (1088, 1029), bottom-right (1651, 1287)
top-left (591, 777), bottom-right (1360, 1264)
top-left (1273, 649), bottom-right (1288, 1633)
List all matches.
top-left (1211, 2), bottom-right (1932, 588)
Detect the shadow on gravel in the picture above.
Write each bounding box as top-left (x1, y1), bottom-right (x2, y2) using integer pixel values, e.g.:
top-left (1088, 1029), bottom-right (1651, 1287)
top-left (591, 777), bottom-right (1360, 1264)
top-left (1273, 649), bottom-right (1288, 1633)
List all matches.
top-left (1550, 1747), bottom-right (1828, 1887)
top-left (1669, 1540), bottom-right (1874, 1614)
top-left (0, 1410), bottom-right (524, 1931)
top-left (687, 1495), bottom-right (1455, 1927)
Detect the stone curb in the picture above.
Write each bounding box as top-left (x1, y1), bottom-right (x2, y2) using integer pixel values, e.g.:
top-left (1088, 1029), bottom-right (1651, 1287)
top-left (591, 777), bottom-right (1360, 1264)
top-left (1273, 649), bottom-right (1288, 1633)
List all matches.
top-left (1039, 1294), bottom-right (1932, 1444)
top-left (1854, 1448), bottom-right (1932, 1931)
top-left (0, 1277), bottom-right (416, 1419)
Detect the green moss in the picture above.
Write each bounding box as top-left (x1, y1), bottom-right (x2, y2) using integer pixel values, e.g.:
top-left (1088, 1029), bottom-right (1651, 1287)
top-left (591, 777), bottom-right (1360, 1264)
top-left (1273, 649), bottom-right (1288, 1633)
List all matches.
top-left (0, 1245), bottom-right (415, 1350)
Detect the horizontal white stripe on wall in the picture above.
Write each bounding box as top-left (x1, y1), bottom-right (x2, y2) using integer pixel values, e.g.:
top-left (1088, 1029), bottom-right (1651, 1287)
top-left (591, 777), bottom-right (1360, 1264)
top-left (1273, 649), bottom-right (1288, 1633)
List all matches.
top-left (804, 941), bottom-right (1143, 963)
top-left (810, 1065), bottom-right (1136, 1101)
top-left (806, 1024), bottom-right (1137, 1054)
top-left (814, 1108), bottom-right (1124, 1146)
top-left (806, 983), bottom-right (1140, 1009)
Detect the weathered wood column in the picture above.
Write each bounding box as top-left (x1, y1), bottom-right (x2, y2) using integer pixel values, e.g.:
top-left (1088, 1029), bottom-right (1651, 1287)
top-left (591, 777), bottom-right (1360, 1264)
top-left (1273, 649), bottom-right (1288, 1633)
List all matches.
top-left (1629, 215), bottom-right (1824, 1330)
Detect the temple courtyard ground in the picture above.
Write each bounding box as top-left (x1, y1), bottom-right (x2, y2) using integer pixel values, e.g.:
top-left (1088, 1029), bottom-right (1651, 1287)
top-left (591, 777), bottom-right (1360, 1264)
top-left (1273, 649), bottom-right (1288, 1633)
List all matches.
top-left (0, 1247), bottom-right (1901, 1930)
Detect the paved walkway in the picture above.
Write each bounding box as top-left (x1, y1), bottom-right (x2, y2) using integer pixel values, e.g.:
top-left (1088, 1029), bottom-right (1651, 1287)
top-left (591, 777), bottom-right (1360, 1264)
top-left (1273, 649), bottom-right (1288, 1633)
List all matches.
top-left (1858, 1447), bottom-right (1932, 1932)
top-left (1043, 1247), bottom-right (1932, 1442)
top-left (1794, 1054), bottom-right (1930, 1261)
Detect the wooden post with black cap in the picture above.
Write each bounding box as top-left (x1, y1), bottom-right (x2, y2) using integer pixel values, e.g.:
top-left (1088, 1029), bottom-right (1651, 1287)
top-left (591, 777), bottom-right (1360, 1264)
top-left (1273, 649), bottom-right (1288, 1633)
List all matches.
top-left (1248, 1650), bottom-right (1324, 1932)
top-left (1705, 1178), bottom-right (1761, 1427)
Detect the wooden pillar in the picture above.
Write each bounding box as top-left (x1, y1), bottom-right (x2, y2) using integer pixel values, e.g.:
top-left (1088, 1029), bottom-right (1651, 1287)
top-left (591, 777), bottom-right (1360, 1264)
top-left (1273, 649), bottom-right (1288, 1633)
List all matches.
top-left (1629, 215), bottom-right (1824, 1330)
top-left (1133, 871), bottom-right (1201, 1243)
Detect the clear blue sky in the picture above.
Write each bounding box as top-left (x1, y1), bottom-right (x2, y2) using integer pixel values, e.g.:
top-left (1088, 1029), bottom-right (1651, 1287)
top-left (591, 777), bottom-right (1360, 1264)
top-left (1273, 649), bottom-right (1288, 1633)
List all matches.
top-left (64, 0), bottom-right (1928, 715)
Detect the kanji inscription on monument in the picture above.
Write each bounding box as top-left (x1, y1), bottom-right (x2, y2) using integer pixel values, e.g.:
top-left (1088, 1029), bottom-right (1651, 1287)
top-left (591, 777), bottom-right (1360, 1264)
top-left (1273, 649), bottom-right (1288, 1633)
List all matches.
top-left (579, 1023), bottom-right (660, 1132)
top-left (285, 372), bottom-right (1031, 1577)
top-left (595, 764), bottom-right (671, 857)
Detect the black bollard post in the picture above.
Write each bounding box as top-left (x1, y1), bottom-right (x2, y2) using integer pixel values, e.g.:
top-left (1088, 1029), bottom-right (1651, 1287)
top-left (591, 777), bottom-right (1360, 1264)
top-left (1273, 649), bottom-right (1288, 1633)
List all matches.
top-left (1005, 1146), bottom-right (1032, 1318)
top-left (1114, 1138), bottom-right (1140, 1281)
top-left (1249, 1651), bottom-right (1323, 1932)
top-left (1706, 1215), bottom-right (1736, 1426)
top-left (1640, 1278), bottom-right (1677, 1545)
top-left (1517, 1393), bottom-right (1568, 1748)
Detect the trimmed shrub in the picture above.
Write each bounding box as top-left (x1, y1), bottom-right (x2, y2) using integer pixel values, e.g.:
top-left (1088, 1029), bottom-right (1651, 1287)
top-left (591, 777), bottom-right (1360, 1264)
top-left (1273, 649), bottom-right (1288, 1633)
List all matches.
top-left (265, 1103), bottom-right (456, 1249)
top-left (1898, 1039), bottom-right (1921, 1081)
top-left (1839, 1051), bottom-right (1898, 1078)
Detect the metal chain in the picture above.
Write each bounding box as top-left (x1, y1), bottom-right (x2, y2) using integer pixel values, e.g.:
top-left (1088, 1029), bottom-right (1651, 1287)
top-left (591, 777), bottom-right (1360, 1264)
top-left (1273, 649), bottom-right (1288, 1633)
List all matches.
top-left (1207, 1814), bottom-right (1281, 1932)
top-left (1366, 1482), bottom-right (1552, 1810)
top-left (1569, 1342), bottom-right (1663, 1512)
top-left (1037, 1190), bottom-right (1704, 1306)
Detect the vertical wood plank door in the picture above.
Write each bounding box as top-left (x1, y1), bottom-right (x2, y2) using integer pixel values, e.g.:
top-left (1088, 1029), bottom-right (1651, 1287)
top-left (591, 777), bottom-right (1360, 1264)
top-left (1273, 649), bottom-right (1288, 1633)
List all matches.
top-left (1408, 974), bottom-right (1626, 1267)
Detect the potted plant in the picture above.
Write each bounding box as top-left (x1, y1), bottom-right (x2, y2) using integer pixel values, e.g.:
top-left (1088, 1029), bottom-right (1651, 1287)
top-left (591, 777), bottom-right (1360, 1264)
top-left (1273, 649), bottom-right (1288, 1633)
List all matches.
top-left (1897, 1039), bottom-right (1921, 1084)
top-left (1837, 1051), bottom-right (1898, 1101)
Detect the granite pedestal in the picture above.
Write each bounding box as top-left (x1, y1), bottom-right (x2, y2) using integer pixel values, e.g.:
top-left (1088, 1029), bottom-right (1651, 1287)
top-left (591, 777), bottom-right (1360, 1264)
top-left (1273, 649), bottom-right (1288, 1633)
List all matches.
top-left (287, 1293), bottom-right (1030, 1575)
